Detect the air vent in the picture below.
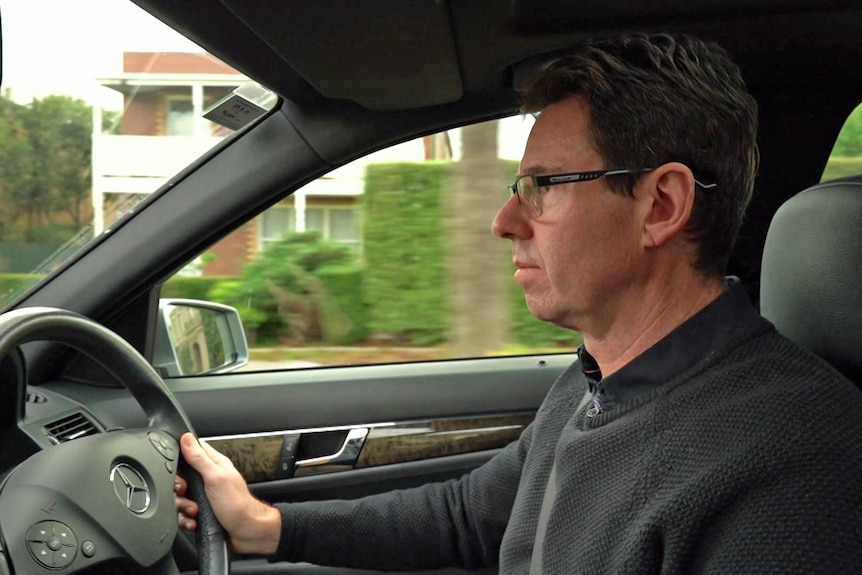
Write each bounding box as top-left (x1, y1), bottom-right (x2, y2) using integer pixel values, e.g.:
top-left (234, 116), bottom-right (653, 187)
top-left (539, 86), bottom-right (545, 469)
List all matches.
top-left (44, 412), bottom-right (99, 444)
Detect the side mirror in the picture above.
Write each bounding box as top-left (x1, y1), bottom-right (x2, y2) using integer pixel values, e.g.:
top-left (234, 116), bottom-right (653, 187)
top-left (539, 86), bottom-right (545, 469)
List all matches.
top-left (153, 299), bottom-right (249, 377)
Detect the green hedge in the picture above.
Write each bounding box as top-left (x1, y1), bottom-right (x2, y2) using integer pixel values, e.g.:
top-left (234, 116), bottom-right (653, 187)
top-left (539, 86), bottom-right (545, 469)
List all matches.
top-left (0, 243), bottom-right (61, 274)
top-left (161, 275), bottom-right (229, 301)
top-left (361, 160), bottom-right (581, 349)
top-left (821, 156), bottom-right (862, 181)
top-left (316, 264), bottom-right (369, 344)
top-left (0, 273), bottom-right (42, 304)
top-left (362, 162), bottom-right (448, 345)
top-left (510, 279), bottom-right (584, 348)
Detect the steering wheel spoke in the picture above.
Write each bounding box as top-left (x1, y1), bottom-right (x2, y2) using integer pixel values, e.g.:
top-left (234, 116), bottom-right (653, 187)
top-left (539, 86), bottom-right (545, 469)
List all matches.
top-left (0, 428), bottom-right (180, 572)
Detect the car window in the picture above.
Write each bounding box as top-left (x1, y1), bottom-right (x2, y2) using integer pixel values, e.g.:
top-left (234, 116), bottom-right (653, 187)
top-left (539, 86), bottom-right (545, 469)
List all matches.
top-left (161, 116), bottom-right (585, 372)
top-left (0, 0), bottom-right (274, 309)
top-left (822, 103), bottom-right (862, 181)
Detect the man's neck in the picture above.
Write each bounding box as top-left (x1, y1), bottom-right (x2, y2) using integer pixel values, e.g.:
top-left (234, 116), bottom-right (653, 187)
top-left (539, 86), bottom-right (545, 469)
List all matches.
top-left (582, 274), bottom-right (726, 377)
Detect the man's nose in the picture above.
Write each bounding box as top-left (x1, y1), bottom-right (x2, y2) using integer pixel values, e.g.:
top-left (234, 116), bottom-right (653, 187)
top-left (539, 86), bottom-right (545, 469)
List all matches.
top-left (492, 193), bottom-right (531, 239)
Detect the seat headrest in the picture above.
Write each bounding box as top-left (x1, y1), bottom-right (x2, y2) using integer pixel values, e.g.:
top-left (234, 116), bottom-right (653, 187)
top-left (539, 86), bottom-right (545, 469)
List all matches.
top-left (760, 176), bottom-right (862, 384)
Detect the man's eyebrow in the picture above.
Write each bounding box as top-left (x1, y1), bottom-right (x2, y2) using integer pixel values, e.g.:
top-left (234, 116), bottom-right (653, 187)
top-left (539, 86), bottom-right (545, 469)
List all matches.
top-left (519, 164), bottom-right (560, 176)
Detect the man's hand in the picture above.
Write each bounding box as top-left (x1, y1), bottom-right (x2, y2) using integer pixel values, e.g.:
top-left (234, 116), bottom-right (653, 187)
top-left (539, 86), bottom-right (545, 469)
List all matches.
top-left (174, 432), bottom-right (282, 555)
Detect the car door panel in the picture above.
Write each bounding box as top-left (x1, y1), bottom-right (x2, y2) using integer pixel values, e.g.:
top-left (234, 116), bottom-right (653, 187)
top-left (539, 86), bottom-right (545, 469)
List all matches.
top-left (43, 353), bottom-right (570, 434)
top-left (40, 352), bottom-right (573, 574)
top-left (206, 412), bottom-right (534, 483)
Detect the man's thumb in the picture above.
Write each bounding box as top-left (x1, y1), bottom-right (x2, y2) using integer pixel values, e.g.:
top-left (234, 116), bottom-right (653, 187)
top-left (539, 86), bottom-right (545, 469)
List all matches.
top-left (180, 432), bottom-right (214, 474)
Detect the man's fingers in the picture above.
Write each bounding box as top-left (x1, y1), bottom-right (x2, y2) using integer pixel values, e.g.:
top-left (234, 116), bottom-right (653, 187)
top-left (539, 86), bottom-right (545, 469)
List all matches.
top-left (178, 513), bottom-right (197, 532)
top-left (175, 496), bottom-right (199, 518)
top-left (174, 476), bottom-right (188, 496)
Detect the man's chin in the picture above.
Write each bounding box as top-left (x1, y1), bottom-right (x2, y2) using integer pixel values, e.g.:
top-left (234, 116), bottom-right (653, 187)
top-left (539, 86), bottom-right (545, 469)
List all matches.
top-left (524, 296), bottom-right (555, 323)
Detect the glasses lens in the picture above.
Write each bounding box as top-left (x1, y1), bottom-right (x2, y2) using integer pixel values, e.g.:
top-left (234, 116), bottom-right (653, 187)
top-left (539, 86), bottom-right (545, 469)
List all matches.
top-left (517, 176), bottom-right (541, 217)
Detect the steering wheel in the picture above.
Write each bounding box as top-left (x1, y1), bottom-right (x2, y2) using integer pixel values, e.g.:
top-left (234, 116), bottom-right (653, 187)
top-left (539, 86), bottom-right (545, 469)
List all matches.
top-left (0, 307), bottom-right (229, 574)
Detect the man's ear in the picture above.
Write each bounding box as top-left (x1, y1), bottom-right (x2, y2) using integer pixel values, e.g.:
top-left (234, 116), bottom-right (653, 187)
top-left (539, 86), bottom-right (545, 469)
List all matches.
top-left (639, 162), bottom-right (696, 248)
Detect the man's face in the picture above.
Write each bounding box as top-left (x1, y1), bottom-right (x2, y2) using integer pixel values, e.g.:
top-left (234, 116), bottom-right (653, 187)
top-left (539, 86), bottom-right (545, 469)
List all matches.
top-left (492, 97), bottom-right (645, 336)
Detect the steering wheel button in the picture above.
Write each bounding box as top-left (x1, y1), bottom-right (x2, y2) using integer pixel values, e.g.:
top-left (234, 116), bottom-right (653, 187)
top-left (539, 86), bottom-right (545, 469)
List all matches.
top-left (27, 521), bottom-right (52, 542)
top-left (81, 541), bottom-right (96, 558)
top-left (166, 460), bottom-right (175, 473)
top-left (55, 548), bottom-right (75, 568)
top-left (150, 439), bottom-right (177, 461)
top-left (27, 541), bottom-right (52, 568)
top-left (47, 521), bottom-right (77, 545)
top-left (149, 432), bottom-right (172, 449)
top-left (47, 537), bottom-right (61, 551)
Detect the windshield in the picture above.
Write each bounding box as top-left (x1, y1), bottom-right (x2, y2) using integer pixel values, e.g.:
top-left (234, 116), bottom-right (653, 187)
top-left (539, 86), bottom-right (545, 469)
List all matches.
top-left (0, 0), bottom-right (271, 308)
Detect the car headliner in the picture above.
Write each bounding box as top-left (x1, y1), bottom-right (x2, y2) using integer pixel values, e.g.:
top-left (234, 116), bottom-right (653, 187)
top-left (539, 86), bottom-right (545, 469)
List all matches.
top-left (130, 0), bottom-right (862, 293)
top-left (134, 0), bottom-right (862, 112)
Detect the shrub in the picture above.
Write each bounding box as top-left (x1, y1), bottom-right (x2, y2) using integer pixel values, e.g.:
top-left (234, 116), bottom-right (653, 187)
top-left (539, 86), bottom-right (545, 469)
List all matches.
top-left (208, 231), bottom-right (360, 345)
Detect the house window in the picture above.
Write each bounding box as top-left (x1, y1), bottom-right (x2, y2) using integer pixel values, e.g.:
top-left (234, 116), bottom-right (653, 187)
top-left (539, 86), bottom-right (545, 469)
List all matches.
top-left (260, 206), bottom-right (295, 250)
top-left (327, 208), bottom-right (359, 244)
top-left (166, 97), bottom-right (194, 135)
top-left (306, 207), bottom-right (360, 250)
top-left (259, 204), bottom-right (360, 251)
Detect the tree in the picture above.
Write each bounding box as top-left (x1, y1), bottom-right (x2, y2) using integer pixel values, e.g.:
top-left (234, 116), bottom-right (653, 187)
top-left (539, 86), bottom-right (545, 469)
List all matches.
top-left (447, 120), bottom-right (511, 356)
top-left (0, 92), bottom-right (96, 243)
top-left (23, 95), bottom-right (94, 231)
top-left (0, 95), bottom-right (35, 240)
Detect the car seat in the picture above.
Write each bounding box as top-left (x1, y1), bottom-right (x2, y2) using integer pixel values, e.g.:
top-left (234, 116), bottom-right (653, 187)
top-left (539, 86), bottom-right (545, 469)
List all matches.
top-left (760, 176), bottom-right (862, 387)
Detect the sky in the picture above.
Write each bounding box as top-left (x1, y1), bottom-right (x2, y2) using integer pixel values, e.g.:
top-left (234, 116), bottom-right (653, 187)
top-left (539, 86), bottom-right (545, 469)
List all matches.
top-left (1, 0), bottom-right (200, 105)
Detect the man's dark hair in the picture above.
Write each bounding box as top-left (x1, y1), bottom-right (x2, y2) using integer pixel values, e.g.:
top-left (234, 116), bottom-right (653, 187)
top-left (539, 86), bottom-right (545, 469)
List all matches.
top-left (522, 33), bottom-right (759, 276)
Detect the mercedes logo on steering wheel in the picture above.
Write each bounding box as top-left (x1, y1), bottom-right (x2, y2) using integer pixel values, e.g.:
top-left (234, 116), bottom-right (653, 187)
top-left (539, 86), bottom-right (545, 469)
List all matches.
top-left (109, 463), bottom-right (151, 514)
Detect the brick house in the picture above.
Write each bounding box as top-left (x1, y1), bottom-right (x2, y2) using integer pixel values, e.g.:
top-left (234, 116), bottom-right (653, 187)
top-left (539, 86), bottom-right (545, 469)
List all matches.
top-left (93, 52), bottom-right (456, 276)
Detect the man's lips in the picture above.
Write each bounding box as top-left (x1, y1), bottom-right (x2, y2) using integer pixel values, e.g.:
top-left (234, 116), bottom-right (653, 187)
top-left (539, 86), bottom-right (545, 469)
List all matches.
top-left (513, 259), bottom-right (539, 270)
top-left (513, 261), bottom-right (541, 284)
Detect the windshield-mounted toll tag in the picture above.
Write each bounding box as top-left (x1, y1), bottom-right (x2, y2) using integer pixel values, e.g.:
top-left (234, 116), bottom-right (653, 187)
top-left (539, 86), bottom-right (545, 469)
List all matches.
top-left (203, 82), bottom-right (277, 131)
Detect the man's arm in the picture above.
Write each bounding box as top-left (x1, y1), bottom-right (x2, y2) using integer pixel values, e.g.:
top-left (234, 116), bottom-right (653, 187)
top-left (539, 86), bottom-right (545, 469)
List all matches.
top-left (273, 433), bottom-right (530, 571)
top-left (176, 425), bottom-right (533, 570)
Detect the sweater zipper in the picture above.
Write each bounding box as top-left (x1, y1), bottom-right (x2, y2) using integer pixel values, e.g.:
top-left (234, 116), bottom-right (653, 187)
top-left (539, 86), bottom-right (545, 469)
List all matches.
top-left (586, 394), bottom-right (603, 418)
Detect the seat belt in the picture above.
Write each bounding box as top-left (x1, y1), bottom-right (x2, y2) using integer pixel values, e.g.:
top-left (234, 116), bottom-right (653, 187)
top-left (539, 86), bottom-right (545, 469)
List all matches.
top-left (529, 390), bottom-right (592, 574)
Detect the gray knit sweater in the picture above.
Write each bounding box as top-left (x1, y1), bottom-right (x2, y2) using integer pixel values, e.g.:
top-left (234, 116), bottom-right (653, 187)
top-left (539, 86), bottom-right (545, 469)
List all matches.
top-left (272, 319), bottom-right (862, 573)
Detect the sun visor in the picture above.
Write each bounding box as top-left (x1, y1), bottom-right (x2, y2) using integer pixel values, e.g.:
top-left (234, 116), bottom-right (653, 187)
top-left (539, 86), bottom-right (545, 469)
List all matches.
top-left (509, 0), bottom-right (856, 32)
top-left (220, 0), bottom-right (464, 111)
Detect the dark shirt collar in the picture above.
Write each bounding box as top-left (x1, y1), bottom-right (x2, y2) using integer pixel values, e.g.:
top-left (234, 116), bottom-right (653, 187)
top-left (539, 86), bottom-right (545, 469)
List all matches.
top-left (578, 277), bottom-right (759, 412)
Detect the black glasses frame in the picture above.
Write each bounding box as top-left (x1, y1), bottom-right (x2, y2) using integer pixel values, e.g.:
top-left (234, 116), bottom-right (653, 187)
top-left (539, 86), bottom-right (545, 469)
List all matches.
top-left (507, 168), bottom-right (717, 218)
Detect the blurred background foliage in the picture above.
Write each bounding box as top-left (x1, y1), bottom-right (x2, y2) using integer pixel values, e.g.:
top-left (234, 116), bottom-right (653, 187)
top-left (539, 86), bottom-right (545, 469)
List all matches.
top-left (6, 95), bottom-right (862, 358)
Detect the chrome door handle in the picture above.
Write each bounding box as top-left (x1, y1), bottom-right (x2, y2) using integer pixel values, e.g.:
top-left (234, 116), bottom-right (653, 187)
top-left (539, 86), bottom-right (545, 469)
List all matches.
top-left (294, 427), bottom-right (369, 469)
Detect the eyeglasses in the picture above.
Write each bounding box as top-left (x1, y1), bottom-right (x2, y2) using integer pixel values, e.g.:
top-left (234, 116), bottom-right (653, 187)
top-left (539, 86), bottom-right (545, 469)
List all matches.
top-left (508, 168), bottom-right (717, 218)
